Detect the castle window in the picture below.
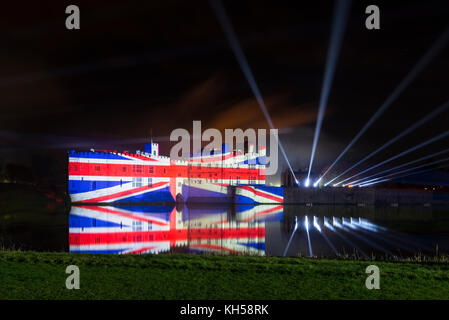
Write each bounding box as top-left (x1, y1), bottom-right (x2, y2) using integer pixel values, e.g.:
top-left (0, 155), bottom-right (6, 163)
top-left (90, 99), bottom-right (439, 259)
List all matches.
top-left (95, 166), bottom-right (100, 171)
top-left (149, 166), bottom-right (154, 174)
top-left (122, 166), bottom-right (127, 172)
top-left (132, 221), bottom-right (143, 231)
top-left (148, 178), bottom-right (152, 187)
top-left (132, 177), bottom-right (143, 188)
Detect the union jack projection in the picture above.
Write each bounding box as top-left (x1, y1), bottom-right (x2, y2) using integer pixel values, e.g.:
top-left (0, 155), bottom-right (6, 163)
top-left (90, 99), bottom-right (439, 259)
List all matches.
top-left (69, 204), bottom-right (284, 255)
top-left (68, 142), bottom-right (283, 203)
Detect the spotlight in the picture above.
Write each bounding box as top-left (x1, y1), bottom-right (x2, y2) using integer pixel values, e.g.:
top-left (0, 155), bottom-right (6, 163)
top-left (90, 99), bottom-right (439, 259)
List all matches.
top-left (324, 219), bottom-right (335, 231)
top-left (305, 216), bottom-right (310, 231)
top-left (305, 179), bottom-right (311, 187)
top-left (313, 216), bottom-right (321, 232)
top-left (313, 178), bottom-right (322, 187)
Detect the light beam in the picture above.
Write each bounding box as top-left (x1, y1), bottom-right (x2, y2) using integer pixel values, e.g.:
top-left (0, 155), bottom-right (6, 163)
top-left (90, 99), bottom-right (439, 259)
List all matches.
top-left (334, 129), bottom-right (449, 186)
top-left (321, 26), bottom-right (449, 184)
top-left (307, 0), bottom-right (352, 182)
top-left (358, 178), bottom-right (390, 188)
top-left (283, 216), bottom-right (299, 257)
top-left (345, 148), bottom-right (449, 186)
top-left (321, 217), bottom-right (339, 255)
top-left (326, 99), bottom-right (449, 186)
top-left (327, 217), bottom-right (368, 257)
top-left (210, 0), bottom-right (297, 181)
top-left (356, 161), bottom-right (449, 187)
top-left (341, 221), bottom-right (395, 256)
top-left (305, 216), bottom-right (313, 257)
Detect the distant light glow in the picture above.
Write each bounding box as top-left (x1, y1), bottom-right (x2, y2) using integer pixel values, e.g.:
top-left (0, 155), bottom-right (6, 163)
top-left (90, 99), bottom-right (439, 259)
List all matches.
top-left (305, 178), bottom-right (311, 187)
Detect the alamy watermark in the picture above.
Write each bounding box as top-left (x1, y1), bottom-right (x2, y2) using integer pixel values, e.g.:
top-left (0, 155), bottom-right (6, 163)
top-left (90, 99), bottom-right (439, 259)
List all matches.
top-left (65, 265), bottom-right (80, 289)
top-left (65, 5), bottom-right (80, 30)
top-left (365, 265), bottom-right (380, 289)
top-left (365, 5), bottom-right (380, 30)
top-left (169, 121), bottom-right (279, 175)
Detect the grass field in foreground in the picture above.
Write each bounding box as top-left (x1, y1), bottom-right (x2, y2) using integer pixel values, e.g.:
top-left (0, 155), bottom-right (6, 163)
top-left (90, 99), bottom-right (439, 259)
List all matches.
top-left (1, 251), bottom-right (449, 300)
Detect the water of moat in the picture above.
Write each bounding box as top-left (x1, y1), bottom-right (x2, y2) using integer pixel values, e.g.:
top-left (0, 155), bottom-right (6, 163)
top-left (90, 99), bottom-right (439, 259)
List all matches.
top-left (2, 204), bottom-right (449, 258)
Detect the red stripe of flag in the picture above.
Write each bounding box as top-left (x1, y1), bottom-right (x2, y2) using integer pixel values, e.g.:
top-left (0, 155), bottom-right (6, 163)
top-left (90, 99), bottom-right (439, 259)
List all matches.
top-left (77, 181), bottom-right (169, 203)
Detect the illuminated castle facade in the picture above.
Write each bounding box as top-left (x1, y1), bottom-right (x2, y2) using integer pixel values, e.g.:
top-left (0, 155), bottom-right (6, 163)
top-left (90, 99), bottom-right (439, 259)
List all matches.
top-left (68, 142), bottom-right (283, 204)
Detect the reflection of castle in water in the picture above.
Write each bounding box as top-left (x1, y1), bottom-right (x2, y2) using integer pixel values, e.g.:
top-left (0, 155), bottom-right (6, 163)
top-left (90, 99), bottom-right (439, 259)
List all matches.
top-left (69, 205), bottom-right (283, 255)
top-left (69, 205), bottom-right (448, 257)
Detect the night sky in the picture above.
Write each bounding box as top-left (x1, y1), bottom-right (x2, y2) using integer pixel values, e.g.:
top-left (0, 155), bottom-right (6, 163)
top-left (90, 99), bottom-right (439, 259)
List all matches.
top-left (0, 0), bottom-right (448, 185)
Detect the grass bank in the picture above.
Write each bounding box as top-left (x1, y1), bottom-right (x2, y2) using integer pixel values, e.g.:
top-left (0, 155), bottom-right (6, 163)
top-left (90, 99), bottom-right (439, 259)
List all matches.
top-left (1, 251), bottom-right (449, 299)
